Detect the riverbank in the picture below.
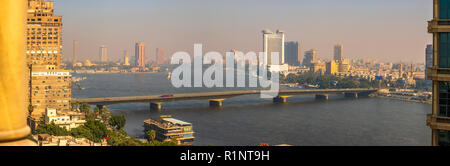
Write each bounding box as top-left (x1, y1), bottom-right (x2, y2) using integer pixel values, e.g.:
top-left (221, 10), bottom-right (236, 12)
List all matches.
top-left (376, 95), bottom-right (432, 104)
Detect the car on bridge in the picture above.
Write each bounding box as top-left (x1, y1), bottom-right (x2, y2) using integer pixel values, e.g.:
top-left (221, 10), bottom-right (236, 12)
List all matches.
top-left (161, 94), bottom-right (174, 98)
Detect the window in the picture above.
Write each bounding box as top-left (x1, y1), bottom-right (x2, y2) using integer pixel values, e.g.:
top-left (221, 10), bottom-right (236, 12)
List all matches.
top-left (442, 0), bottom-right (450, 19)
top-left (439, 82), bottom-right (450, 117)
top-left (438, 130), bottom-right (450, 146)
top-left (440, 33), bottom-right (450, 68)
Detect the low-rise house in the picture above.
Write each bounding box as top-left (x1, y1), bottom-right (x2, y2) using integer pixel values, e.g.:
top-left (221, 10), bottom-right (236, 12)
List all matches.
top-left (45, 108), bottom-right (86, 130)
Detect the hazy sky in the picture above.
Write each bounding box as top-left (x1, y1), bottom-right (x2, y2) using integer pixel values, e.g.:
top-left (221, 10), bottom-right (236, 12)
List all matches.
top-left (56, 0), bottom-right (433, 63)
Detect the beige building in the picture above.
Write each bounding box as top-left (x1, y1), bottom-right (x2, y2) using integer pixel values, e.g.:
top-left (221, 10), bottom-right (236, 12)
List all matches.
top-left (135, 42), bottom-right (146, 68)
top-left (30, 65), bottom-right (71, 120)
top-left (338, 60), bottom-right (350, 73)
top-left (26, 0), bottom-right (62, 66)
top-left (26, 0), bottom-right (72, 127)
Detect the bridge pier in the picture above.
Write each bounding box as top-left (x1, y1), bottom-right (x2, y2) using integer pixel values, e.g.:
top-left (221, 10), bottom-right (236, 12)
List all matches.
top-left (209, 99), bottom-right (224, 107)
top-left (150, 102), bottom-right (162, 111)
top-left (315, 94), bottom-right (329, 100)
top-left (344, 93), bottom-right (359, 99)
top-left (273, 96), bottom-right (287, 103)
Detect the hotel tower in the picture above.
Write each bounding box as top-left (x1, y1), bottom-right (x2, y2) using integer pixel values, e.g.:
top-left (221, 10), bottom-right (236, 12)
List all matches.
top-left (427, 0), bottom-right (450, 146)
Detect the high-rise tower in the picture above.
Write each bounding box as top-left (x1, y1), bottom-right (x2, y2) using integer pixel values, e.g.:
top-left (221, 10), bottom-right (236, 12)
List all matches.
top-left (262, 29), bottom-right (285, 65)
top-left (285, 41), bottom-right (301, 66)
top-left (26, 0), bottom-right (71, 126)
top-left (427, 0), bottom-right (450, 146)
top-left (73, 40), bottom-right (78, 67)
top-left (135, 42), bottom-right (146, 68)
top-left (334, 44), bottom-right (344, 62)
top-left (99, 45), bottom-right (108, 63)
top-left (26, 0), bottom-right (63, 66)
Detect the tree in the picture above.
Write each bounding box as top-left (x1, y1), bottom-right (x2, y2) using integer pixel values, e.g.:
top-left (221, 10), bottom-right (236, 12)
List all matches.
top-left (36, 123), bottom-right (70, 136)
top-left (109, 114), bottom-right (126, 130)
top-left (146, 130), bottom-right (156, 142)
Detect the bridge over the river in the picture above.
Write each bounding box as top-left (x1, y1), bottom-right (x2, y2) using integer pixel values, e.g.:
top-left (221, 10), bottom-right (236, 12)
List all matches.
top-left (74, 89), bottom-right (378, 110)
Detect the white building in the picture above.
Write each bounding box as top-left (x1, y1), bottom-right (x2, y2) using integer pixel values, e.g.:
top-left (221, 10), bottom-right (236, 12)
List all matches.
top-left (262, 29), bottom-right (288, 73)
top-left (45, 108), bottom-right (86, 130)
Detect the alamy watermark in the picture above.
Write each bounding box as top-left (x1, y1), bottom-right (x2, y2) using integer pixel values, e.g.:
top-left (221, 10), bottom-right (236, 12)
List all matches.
top-left (170, 44), bottom-right (280, 98)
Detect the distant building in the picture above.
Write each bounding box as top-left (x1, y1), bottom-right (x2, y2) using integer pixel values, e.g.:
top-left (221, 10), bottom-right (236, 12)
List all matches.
top-left (326, 61), bottom-right (338, 75)
top-left (99, 45), bottom-right (108, 63)
top-left (262, 29), bottom-right (288, 73)
top-left (143, 115), bottom-right (194, 146)
top-left (285, 41), bottom-right (301, 66)
top-left (303, 49), bottom-right (318, 67)
top-left (334, 44), bottom-right (344, 62)
top-left (338, 59), bottom-right (350, 72)
top-left (262, 29), bottom-right (285, 65)
top-left (426, 44), bottom-right (433, 80)
top-left (123, 50), bottom-right (130, 66)
top-left (156, 48), bottom-right (166, 65)
top-left (135, 42), bottom-right (146, 68)
top-left (73, 40), bottom-right (78, 67)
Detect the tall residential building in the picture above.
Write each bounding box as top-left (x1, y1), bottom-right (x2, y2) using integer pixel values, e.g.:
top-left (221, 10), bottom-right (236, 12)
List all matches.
top-left (135, 42), bottom-right (146, 68)
top-left (156, 48), bottom-right (166, 65)
top-left (123, 50), bottom-right (130, 66)
top-left (262, 29), bottom-right (285, 65)
top-left (26, 0), bottom-right (62, 66)
top-left (285, 41), bottom-right (301, 66)
top-left (99, 45), bottom-right (108, 63)
top-left (426, 44), bottom-right (433, 81)
top-left (72, 40), bottom-right (78, 67)
top-left (427, 0), bottom-right (450, 146)
top-left (302, 49), bottom-right (318, 67)
top-left (26, 0), bottom-right (72, 126)
top-left (334, 44), bottom-right (344, 62)
top-left (30, 65), bottom-right (71, 119)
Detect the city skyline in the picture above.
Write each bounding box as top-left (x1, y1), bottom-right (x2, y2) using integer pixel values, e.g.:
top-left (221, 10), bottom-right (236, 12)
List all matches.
top-left (56, 0), bottom-right (432, 64)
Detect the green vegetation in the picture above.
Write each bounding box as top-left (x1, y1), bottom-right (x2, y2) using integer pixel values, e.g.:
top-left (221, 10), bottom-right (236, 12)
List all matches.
top-left (109, 114), bottom-right (126, 130)
top-left (36, 102), bottom-right (178, 146)
top-left (281, 73), bottom-right (379, 89)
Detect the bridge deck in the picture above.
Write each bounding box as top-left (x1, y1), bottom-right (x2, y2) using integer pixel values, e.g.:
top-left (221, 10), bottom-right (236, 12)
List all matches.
top-left (74, 89), bottom-right (378, 105)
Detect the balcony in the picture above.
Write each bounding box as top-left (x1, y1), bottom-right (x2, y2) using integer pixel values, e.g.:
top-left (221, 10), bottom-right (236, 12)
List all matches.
top-left (427, 68), bottom-right (450, 81)
top-left (428, 19), bottom-right (450, 33)
top-left (427, 114), bottom-right (450, 131)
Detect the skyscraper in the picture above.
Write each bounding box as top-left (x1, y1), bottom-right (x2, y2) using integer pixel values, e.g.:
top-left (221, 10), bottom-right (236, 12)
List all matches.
top-left (427, 0), bottom-right (450, 146)
top-left (303, 49), bottom-right (318, 67)
top-left (426, 44), bottom-right (433, 81)
top-left (156, 48), bottom-right (166, 65)
top-left (26, 0), bottom-right (71, 126)
top-left (334, 44), bottom-right (344, 62)
top-left (262, 29), bottom-right (285, 65)
top-left (73, 40), bottom-right (78, 67)
top-left (99, 45), bottom-right (108, 63)
top-left (123, 50), bottom-right (130, 66)
top-left (285, 41), bottom-right (301, 66)
top-left (135, 42), bottom-right (146, 68)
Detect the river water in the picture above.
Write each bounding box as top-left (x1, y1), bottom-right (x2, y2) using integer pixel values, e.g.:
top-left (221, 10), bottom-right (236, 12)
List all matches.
top-left (72, 72), bottom-right (432, 146)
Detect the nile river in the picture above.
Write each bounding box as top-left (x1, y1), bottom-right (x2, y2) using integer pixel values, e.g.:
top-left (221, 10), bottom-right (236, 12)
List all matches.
top-left (72, 72), bottom-right (432, 146)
